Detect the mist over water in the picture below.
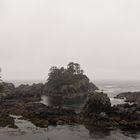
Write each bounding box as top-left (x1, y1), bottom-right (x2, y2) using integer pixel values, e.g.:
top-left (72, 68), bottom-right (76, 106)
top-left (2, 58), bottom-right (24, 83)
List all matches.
top-left (95, 80), bottom-right (140, 97)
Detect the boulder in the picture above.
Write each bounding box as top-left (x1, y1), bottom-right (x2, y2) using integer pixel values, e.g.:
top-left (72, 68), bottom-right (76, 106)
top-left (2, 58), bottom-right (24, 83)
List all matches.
top-left (80, 92), bottom-right (112, 129)
top-left (82, 92), bottom-right (111, 116)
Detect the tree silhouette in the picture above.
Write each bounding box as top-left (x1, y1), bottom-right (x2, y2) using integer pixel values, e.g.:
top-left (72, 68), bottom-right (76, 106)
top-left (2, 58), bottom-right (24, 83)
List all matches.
top-left (67, 62), bottom-right (83, 75)
top-left (47, 62), bottom-right (91, 94)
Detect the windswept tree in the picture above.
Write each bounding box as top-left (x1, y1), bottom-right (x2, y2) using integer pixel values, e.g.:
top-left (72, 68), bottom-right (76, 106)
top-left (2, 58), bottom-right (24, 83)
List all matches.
top-left (67, 62), bottom-right (84, 75)
top-left (47, 66), bottom-right (66, 92)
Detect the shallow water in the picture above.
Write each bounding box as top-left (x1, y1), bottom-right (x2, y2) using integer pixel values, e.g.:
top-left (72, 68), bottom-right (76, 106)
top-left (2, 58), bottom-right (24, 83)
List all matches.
top-left (40, 95), bottom-right (87, 112)
top-left (1, 125), bottom-right (140, 140)
top-left (5, 80), bottom-right (140, 140)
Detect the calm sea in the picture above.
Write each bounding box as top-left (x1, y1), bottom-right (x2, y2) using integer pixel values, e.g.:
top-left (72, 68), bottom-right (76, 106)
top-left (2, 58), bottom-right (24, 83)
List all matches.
top-left (1, 80), bottom-right (140, 140)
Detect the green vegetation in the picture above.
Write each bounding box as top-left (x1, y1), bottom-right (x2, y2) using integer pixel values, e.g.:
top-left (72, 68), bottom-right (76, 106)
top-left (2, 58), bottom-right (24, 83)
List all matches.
top-left (46, 62), bottom-right (97, 95)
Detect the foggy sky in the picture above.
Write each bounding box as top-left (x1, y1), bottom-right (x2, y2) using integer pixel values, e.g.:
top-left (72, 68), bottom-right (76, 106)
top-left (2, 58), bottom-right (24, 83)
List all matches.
top-left (0, 0), bottom-right (140, 81)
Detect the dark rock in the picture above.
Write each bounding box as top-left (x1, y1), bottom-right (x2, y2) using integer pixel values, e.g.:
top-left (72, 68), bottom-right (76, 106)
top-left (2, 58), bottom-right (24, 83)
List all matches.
top-left (2, 81), bottom-right (140, 130)
top-left (81, 92), bottom-right (112, 129)
top-left (82, 92), bottom-right (111, 116)
top-left (0, 113), bottom-right (17, 128)
top-left (0, 82), bottom-right (15, 96)
top-left (21, 103), bottom-right (77, 127)
top-left (115, 92), bottom-right (140, 103)
top-left (111, 103), bottom-right (140, 120)
top-left (81, 92), bottom-right (140, 130)
top-left (0, 83), bottom-right (43, 104)
top-left (88, 82), bottom-right (99, 92)
top-left (110, 103), bottom-right (140, 129)
top-left (15, 83), bottom-right (44, 95)
top-left (24, 103), bottom-right (76, 117)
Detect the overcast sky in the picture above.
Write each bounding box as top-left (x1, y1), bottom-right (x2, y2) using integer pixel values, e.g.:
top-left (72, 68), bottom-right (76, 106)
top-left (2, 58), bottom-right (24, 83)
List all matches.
top-left (0, 0), bottom-right (140, 81)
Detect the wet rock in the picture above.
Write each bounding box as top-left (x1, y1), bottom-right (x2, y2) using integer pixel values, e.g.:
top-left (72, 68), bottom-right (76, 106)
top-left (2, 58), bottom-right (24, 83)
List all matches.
top-left (0, 82), bottom-right (15, 96)
top-left (81, 92), bottom-right (140, 130)
top-left (115, 92), bottom-right (140, 103)
top-left (28, 117), bottom-right (49, 128)
top-left (57, 120), bottom-right (66, 125)
top-left (110, 103), bottom-right (140, 129)
top-left (81, 92), bottom-right (112, 129)
top-left (24, 103), bottom-right (76, 117)
top-left (15, 83), bottom-right (44, 96)
top-left (88, 82), bottom-right (99, 92)
top-left (98, 112), bottom-right (109, 120)
top-left (82, 92), bottom-right (111, 116)
top-left (21, 103), bottom-right (77, 127)
top-left (0, 113), bottom-right (17, 128)
top-left (111, 104), bottom-right (139, 119)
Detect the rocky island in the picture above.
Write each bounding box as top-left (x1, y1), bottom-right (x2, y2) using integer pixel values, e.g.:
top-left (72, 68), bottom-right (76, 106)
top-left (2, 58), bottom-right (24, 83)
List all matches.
top-left (44, 62), bottom-right (98, 96)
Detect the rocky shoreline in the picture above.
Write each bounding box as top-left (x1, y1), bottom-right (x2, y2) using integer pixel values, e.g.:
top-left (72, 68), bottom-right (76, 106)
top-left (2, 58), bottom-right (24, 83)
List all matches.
top-left (115, 91), bottom-right (140, 103)
top-left (0, 82), bottom-right (140, 132)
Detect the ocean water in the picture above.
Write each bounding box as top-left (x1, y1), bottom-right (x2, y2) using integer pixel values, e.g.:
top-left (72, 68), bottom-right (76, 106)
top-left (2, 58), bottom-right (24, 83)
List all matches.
top-left (95, 80), bottom-right (140, 98)
top-left (2, 80), bottom-right (140, 140)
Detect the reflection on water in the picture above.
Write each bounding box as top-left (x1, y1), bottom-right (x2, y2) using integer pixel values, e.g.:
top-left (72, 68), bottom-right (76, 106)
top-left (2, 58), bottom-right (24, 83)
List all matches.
top-left (40, 95), bottom-right (125, 111)
top-left (40, 95), bottom-right (87, 112)
top-left (1, 125), bottom-right (140, 140)
top-left (110, 98), bottom-right (125, 106)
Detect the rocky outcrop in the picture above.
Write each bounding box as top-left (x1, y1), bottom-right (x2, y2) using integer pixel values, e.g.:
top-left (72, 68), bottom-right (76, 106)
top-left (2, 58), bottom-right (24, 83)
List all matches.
top-left (45, 62), bottom-right (99, 96)
top-left (0, 101), bottom-right (77, 128)
top-left (81, 92), bottom-right (140, 130)
top-left (0, 82), bottom-right (15, 96)
top-left (0, 81), bottom-right (98, 100)
top-left (88, 82), bottom-right (99, 92)
top-left (81, 92), bottom-right (112, 129)
top-left (15, 83), bottom-right (44, 95)
top-left (24, 102), bottom-right (76, 117)
top-left (1, 82), bottom-right (140, 131)
top-left (0, 89), bottom-right (140, 130)
top-left (0, 113), bottom-right (17, 128)
top-left (43, 81), bottom-right (98, 97)
top-left (111, 103), bottom-right (140, 120)
top-left (45, 77), bottom-right (92, 96)
top-left (115, 92), bottom-right (140, 103)
top-left (0, 83), bottom-right (44, 104)
top-left (82, 92), bottom-right (111, 115)
top-left (110, 103), bottom-right (140, 129)
top-left (24, 103), bottom-right (77, 126)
